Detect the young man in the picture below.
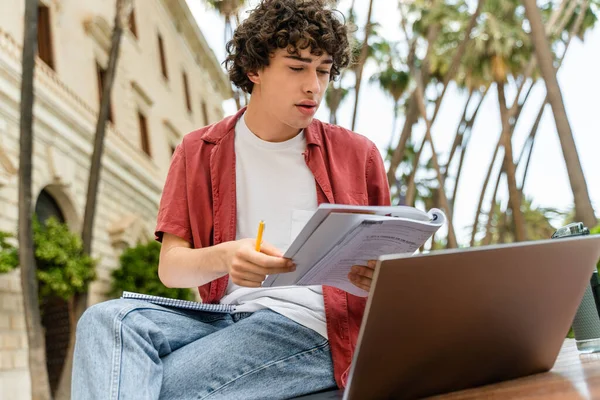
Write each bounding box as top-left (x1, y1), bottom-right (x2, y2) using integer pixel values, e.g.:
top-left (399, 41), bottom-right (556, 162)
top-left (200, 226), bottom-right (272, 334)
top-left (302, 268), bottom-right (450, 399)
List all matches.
top-left (72, 0), bottom-right (390, 398)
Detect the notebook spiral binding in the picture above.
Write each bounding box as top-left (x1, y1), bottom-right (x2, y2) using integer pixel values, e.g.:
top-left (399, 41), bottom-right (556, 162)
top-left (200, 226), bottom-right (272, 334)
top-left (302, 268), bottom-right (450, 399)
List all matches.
top-left (121, 291), bottom-right (236, 313)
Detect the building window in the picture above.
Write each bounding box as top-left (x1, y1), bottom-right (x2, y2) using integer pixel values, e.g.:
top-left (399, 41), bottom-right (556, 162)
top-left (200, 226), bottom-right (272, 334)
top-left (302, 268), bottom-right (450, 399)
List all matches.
top-left (96, 63), bottom-right (113, 122)
top-left (129, 8), bottom-right (138, 38)
top-left (170, 145), bottom-right (176, 156)
top-left (138, 111), bottom-right (151, 156)
top-left (157, 33), bottom-right (168, 80)
top-left (182, 71), bottom-right (192, 113)
top-left (201, 99), bottom-right (209, 125)
top-left (37, 5), bottom-right (55, 70)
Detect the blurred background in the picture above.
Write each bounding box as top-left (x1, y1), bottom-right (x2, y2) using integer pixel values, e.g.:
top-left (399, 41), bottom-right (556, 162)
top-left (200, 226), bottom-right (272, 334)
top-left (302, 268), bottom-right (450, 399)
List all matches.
top-left (0, 0), bottom-right (598, 398)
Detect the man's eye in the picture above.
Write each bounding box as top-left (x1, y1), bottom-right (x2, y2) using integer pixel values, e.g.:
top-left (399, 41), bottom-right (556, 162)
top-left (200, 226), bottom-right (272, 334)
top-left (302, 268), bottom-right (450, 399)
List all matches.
top-left (318, 70), bottom-right (331, 75)
top-left (289, 67), bottom-right (303, 72)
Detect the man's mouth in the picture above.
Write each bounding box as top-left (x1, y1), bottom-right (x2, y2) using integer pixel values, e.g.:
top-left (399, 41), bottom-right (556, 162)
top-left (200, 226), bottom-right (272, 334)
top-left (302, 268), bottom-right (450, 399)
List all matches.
top-left (296, 100), bottom-right (318, 115)
top-left (296, 100), bottom-right (317, 108)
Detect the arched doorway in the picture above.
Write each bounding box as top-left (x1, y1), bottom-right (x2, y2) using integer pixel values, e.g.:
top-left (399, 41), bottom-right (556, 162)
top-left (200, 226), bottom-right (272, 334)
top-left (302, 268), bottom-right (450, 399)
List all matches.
top-left (34, 188), bottom-right (70, 396)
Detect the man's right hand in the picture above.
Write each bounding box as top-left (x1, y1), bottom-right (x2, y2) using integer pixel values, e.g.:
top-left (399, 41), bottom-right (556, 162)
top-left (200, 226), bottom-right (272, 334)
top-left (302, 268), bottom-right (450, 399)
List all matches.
top-left (225, 239), bottom-right (296, 288)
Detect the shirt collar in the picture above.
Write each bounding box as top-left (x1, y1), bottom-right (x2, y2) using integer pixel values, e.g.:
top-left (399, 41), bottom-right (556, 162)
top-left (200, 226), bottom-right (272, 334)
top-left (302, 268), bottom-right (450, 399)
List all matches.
top-left (200, 106), bottom-right (322, 147)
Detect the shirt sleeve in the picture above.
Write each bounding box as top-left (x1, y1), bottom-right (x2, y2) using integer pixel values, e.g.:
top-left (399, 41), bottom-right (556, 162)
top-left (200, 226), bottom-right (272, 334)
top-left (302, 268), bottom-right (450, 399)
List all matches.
top-left (365, 142), bottom-right (391, 207)
top-left (154, 143), bottom-right (194, 246)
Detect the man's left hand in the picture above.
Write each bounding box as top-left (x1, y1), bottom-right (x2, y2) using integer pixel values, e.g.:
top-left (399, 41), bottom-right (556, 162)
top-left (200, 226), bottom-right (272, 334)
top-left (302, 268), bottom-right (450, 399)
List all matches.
top-left (348, 260), bottom-right (376, 292)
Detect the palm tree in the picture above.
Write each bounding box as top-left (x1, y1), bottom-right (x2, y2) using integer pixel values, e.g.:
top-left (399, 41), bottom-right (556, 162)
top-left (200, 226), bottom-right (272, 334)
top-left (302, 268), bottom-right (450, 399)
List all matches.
top-left (523, 0), bottom-right (597, 229)
top-left (54, 2), bottom-right (133, 398)
top-left (325, 82), bottom-right (349, 124)
top-left (205, 0), bottom-right (247, 108)
top-left (464, 0), bottom-right (536, 244)
top-left (387, 139), bottom-right (418, 205)
top-left (350, 0), bottom-right (375, 131)
top-left (205, 0), bottom-right (246, 43)
top-left (479, 197), bottom-right (564, 245)
top-left (496, 78), bottom-right (526, 241)
top-left (519, 0), bottom-right (596, 192)
top-left (389, 0), bottom-right (482, 194)
top-left (445, 86), bottom-right (489, 215)
top-left (396, 0), bottom-right (483, 248)
top-left (19, 2), bottom-right (52, 399)
top-left (370, 46), bottom-right (410, 148)
top-left (470, 0), bottom-right (592, 245)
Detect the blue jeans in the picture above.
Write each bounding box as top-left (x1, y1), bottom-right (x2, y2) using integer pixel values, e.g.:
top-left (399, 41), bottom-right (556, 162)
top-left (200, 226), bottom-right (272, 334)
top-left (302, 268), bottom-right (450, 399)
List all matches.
top-left (72, 299), bottom-right (336, 399)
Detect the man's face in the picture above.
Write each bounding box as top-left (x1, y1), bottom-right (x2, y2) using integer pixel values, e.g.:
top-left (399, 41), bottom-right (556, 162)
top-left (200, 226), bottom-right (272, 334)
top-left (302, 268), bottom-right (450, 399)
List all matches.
top-left (250, 46), bottom-right (333, 130)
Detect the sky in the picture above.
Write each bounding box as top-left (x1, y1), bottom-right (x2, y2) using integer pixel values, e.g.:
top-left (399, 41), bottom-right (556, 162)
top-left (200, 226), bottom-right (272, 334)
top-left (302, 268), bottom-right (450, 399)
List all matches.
top-left (186, 0), bottom-right (600, 246)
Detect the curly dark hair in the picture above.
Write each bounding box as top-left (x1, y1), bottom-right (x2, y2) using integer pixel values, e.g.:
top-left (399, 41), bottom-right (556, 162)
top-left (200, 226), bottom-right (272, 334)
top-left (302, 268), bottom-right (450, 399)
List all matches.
top-left (225, 0), bottom-right (353, 94)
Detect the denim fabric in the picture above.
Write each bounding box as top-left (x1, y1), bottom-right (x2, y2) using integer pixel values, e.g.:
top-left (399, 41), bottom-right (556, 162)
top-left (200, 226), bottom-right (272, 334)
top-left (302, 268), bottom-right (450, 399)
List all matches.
top-left (72, 299), bottom-right (336, 399)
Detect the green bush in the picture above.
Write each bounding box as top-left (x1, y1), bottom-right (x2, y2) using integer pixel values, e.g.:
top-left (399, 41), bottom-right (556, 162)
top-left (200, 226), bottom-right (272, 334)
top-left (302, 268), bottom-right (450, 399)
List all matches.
top-left (33, 217), bottom-right (96, 301)
top-left (109, 240), bottom-right (194, 301)
top-left (0, 217), bottom-right (96, 302)
top-left (0, 231), bottom-right (18, 273)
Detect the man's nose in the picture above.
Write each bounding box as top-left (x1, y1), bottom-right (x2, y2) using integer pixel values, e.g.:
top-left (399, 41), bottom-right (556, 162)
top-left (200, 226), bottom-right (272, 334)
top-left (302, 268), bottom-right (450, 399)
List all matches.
top-left (303, 71), bottom-right (322, 95)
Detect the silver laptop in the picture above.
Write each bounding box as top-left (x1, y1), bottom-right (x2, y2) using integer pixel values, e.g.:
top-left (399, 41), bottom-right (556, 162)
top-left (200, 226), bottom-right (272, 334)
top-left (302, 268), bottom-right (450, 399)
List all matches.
top-left (295, 235), bottom-right (600, 400)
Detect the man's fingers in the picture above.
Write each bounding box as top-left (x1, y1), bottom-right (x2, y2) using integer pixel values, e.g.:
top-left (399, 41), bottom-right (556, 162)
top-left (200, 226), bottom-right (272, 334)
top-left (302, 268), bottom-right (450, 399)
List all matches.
top-left (232, 278), bottom-right (262, 288)
top-left (351, 265), bottom-right (374, 279)
top-left (242, 246), bottom-right (294, 272)
top-left (348, 272), bottom-right (371, 292)
top-left (259, 241), bottom-right (284, 257)
top-left (230, 266), bottom-right (267, 284)
top-left (234, 251), bottom-right (295, 276)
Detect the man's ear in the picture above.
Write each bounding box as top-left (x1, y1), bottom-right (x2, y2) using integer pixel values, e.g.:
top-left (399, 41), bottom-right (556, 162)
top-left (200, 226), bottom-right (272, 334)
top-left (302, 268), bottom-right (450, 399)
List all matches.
top-left (247, 70), bottom-right (260, 85)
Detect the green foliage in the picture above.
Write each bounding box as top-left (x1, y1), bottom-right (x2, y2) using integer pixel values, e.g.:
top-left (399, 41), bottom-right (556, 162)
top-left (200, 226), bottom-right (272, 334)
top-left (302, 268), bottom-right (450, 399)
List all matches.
top-left (477, 197), bottom-right (564, 245)
top-left (0, 218), bottom-right (96, 302)
top-left (0, 231), bottom-right (18, 274)
top-left (109, 240), bottom-right (194, 301)
top-left (33, 217), bottom-right (96, 301)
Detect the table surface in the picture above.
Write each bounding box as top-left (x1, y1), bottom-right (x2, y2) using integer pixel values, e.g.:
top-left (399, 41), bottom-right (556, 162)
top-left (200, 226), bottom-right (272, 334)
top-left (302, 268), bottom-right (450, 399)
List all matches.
top-left (428, 339), bottom-right (600, 399)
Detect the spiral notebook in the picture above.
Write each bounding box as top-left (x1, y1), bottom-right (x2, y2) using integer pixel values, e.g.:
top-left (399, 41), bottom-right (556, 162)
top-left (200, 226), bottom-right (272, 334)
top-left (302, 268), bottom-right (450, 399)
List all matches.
top-left (121, 291), bottom-right (236, 313)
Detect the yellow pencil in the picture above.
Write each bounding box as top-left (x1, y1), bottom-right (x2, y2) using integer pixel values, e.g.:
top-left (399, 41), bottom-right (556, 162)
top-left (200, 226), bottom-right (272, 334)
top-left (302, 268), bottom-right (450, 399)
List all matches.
top-left (255, 220), bottom-right (265, 251)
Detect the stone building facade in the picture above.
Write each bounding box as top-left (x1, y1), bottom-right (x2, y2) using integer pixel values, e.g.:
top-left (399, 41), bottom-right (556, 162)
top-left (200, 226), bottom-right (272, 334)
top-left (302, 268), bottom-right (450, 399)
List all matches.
top-left (0, 0), bottom-right (231, 397)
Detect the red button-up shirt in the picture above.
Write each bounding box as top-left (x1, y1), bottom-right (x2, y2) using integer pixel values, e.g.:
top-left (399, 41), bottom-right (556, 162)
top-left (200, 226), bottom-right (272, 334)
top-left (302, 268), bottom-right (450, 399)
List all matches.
top-left (155, 107), bottom-right (391, 388)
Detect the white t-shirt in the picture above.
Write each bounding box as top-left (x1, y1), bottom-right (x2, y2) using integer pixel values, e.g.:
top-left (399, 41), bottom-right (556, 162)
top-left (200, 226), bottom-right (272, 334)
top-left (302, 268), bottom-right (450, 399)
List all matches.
top-left (219, 113), bottom-right (328, 338)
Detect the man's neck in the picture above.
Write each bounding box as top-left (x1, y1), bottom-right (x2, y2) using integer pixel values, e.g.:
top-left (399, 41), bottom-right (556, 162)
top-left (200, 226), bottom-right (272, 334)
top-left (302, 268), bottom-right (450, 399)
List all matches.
top-left (243, 100), bottom-right (301, 143)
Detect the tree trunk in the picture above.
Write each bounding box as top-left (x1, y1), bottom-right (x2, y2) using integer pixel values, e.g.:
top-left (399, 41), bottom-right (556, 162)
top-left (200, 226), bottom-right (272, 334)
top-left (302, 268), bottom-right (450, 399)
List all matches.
top-left (56, 2), bottom-right (131, 398)
top-left (387, 92), bottom-right (418, 184)
top-left (19, 0), bottom-right (52, 399)
top-left (443, 89), bottom-right (474, 178)
top-left (470, 134), bottom-right (501, 246)
top-left (519, 101), bottom-right (546, 191)
top-left (415, 105), bottom-right (458, 248)
top-left (327, 85), bottom-right (344, 125)
top-left (386, 12), bottom-right (440, 185)
top-left (509, 0), bottom-right (578, 119)
top-left (408, 61), bottom-right (458, 246)
top-left (392, 2), bottom-right (480, 243)
top-left (523, 0), bottom-right (596, 228)
top-left (518, 0), bottom-right (588, 193)
top-left (350, 0), bottom-right (375, 131)
top-left (404, 133), bottom-right (425, 207)
top-left (482, 168), bottom-right (504, 246)
top-left (430, 0), bottom-right (484, 122)
top-left (496, 81), bottom-right (526, 242)
top-left (388, 99), bottom-right (399, 151)
top-left (448, 89), bottom-right (488, 216)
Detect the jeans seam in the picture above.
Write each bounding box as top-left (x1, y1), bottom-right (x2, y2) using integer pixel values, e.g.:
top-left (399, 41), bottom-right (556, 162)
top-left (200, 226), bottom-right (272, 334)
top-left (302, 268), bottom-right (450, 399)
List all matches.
top-left (200, 340), bottom-right (330, 399)
top-left (109, 305), bottom-right (135, 400)
top-left (107, 304), bottom-right (230, 400)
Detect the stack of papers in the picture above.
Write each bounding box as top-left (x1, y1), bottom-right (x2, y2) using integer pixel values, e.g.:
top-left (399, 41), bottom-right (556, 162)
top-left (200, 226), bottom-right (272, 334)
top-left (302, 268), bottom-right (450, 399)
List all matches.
top-left (262, 204), bottom-right (446, 297)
